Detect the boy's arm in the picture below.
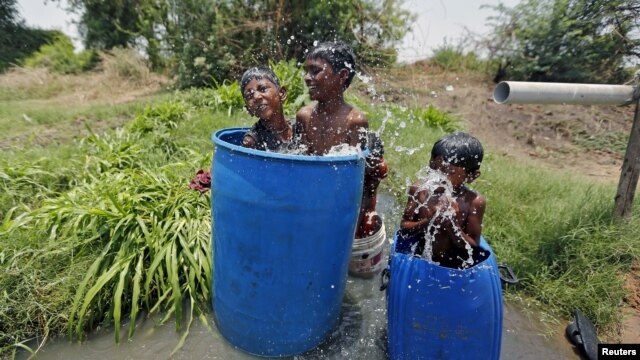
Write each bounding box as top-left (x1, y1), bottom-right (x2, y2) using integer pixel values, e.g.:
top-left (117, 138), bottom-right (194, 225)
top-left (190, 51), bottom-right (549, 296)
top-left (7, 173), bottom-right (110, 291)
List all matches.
top-left (400, 185), bottom-right (432, 235)
top-left (449, 194), bottom-right (486, 248)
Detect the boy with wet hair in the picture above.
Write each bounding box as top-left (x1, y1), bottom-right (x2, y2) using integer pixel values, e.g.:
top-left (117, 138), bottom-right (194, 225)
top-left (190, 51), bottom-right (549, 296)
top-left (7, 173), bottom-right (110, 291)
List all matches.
top-left (240, 66), bottom-right (295, 151)
top-left (189, 66), bottom-right (294, 193)
top-left (296, 40), bottom-right (368, 154)
top-left (297, 41), bottom-right (388, 273)
top-left (400, 132), bottom-right (486, 269)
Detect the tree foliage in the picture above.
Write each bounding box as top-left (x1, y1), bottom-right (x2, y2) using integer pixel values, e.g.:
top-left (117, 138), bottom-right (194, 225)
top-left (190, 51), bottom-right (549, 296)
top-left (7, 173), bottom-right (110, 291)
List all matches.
top-left (0, 0), bottom-right (60, 72)
top-left (57, 0), bottom-right (415, 87)
top-left (485, 0), bottom-right (640, 83)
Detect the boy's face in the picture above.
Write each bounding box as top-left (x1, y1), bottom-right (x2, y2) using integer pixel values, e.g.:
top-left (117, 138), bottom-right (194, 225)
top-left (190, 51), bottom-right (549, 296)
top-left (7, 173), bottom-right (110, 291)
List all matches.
top-left (243, 78), bottom-right (287, 120)
top-left (303, 57), bottom-right (347, 101)
top-left (430, 156), bottom-right (478, 189)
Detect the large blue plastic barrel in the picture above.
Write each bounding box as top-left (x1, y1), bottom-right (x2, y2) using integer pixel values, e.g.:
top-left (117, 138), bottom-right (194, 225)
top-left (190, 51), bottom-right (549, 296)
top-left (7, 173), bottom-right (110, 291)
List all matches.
top-left (211, 128), bottom-right (366, 356)
top-left (386, 232), bottom-right (503, 360)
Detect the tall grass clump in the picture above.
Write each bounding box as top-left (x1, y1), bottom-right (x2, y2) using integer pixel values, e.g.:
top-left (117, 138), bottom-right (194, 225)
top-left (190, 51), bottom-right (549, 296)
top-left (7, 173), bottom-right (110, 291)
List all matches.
top-left (0, 98), bottom-right (213, 356)
top-left (98, 48), bottom-right (152, 84)
top-left (477, 155), bottom-right (640, 334)
top-left (430, 43), bottom-right (483, 73)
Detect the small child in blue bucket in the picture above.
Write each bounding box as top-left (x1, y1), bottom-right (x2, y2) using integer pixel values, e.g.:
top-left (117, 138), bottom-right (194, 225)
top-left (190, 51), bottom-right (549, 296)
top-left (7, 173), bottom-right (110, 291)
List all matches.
top-left (399, 132), bottom-right (486, 269)
top-left (240, 66), bottom-right (296, 151)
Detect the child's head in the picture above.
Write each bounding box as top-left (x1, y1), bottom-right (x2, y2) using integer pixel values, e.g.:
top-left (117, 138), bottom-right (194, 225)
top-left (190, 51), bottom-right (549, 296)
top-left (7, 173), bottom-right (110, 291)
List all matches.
top-left (304, 41), bottom-right (357, 97)
top-left (429, 132), bottom-right (483, 187)
top-left (240, 66), bottom-right (287, 120)
top-left (240, 66), bottom-right (281, 94)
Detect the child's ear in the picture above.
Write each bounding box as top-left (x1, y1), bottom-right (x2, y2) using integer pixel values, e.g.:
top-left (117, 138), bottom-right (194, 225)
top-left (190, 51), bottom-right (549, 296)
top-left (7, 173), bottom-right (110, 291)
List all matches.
top-left (279, 85), bottom-right (288, 102)
top-left (339, 69), bottom-right (350, 86)
top-left (429, 156), bottom-right (442, 170)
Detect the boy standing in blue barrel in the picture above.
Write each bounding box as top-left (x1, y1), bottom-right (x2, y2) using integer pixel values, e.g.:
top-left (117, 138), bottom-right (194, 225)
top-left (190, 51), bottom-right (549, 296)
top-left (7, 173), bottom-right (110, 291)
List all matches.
top-left (399, 132), bottom-right (486, 269)
top-left (297, 41), bottom-right (388, 275)
top-left (296, 41), bottom-right (368, 154)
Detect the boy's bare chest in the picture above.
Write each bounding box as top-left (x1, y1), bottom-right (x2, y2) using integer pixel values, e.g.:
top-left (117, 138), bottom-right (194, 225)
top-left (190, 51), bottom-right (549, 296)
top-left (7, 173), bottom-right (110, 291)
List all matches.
top-left (306, 114), bottom-right (352, 154)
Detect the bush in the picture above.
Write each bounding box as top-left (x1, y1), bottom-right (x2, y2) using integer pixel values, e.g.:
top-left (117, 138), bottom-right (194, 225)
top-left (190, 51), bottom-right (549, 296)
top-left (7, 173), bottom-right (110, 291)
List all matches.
top-left (97, 47), bottom-right (152, 83)
top-left (431, 44), bottom-right (482, 73)
top-left (484, 0), bottom-right (636, 83)
top-left (23, 34), bottom-right (96, 74)
top-left (0, 26), bottom-right (59, 73)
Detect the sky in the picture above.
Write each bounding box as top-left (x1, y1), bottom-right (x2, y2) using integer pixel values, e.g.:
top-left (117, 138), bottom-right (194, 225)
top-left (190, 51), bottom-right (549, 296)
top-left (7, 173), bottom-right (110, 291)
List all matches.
top-left (16, 0), bottom-right (522, 63)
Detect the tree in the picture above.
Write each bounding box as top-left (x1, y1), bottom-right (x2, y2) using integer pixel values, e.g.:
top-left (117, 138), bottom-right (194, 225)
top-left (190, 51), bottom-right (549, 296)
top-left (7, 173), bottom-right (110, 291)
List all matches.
top-left (484, 0), bottom-right (640, 84)
top-left (62, 0), bottom-right (142, 49)
top-left (56, 0), bottom-right (415, 87)
top-left (0, 0), bottom-right (21, 29)
top-left (0, 0), bottom-right (59, 72)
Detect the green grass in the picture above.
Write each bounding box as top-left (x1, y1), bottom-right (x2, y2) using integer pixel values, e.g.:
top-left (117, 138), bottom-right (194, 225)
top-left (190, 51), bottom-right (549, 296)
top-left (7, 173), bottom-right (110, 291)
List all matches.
top-left (477, 154), bottom-right (640, 333)
top-left (572, 130), bottom-right (629, 155)
top-left (1, 60), bottom-right (639, 356)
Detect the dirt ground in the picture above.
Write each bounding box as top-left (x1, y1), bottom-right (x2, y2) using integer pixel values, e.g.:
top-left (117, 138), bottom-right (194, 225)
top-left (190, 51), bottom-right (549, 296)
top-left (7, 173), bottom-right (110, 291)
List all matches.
top-left (372, 61), bottom-right (640, 343)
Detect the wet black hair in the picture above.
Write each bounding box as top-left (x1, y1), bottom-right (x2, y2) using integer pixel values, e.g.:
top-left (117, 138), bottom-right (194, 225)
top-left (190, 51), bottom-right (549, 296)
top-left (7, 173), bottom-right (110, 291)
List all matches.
top-left (431, 132), bottom-right (483, 173)
top-left (240, 66), bottom-right (281, 94)
top-left (305, 41), bottom-right (357, 88)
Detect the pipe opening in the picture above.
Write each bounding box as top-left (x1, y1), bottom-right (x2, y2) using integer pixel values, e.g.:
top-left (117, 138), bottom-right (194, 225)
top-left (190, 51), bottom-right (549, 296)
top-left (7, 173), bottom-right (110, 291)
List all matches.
top-left (493, 82), bottom-right (511, 104)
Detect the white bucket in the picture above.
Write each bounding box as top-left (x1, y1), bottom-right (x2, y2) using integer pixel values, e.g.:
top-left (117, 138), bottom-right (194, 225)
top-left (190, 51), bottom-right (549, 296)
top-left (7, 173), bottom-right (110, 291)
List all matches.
top-left (349, 224), bottom-right (387, 277)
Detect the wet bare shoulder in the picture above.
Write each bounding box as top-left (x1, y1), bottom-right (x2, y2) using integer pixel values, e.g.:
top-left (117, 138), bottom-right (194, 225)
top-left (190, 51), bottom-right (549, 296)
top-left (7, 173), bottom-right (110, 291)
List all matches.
top-left (347, 107), bottom-right (368, 128)
top-left (296, 104), bottom-right (314, 124)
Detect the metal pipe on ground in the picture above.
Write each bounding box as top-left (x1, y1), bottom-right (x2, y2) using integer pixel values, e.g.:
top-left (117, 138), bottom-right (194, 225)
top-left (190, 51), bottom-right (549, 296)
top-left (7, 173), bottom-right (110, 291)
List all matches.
top-left (493, 81), bottom-right (635, 106)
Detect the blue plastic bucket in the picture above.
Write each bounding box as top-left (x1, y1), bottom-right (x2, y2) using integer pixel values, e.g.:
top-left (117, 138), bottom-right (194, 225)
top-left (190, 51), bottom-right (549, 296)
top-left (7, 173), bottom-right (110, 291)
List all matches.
top-left (211, 128), bottom-right (366, 356)
top-left (386, 232), bottom-right (503, 360)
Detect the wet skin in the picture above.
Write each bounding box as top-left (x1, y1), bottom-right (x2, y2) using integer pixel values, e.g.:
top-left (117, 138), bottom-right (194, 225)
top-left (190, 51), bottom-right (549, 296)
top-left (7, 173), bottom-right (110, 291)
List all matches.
top-left (295, 57), bottom-right (368, 155)
top-left (400, 159), bottom-right (485, 269)
top-left (241, 78), bottom-right (291, 148)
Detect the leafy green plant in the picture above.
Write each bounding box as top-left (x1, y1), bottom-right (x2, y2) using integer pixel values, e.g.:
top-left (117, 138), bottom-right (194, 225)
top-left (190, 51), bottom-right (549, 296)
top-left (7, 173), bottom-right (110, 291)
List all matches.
top-left (23, 34), bottom-right (95, 74)
top-left (270, 59), bottom-right (308, 116)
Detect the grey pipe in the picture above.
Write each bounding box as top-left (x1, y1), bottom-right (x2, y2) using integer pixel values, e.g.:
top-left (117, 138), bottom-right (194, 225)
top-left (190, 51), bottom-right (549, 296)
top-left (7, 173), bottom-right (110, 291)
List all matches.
top-left (493, 81), bottom-right (635, 105)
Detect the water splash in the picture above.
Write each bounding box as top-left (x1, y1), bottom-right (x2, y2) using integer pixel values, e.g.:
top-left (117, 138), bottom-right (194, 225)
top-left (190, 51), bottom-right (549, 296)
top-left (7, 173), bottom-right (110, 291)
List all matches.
top-left (409, 167), bottom-right (475, 268)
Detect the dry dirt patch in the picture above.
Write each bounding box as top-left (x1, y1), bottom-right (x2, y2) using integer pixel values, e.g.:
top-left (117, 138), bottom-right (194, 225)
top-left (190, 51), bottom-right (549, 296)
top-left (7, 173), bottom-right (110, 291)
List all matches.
top-left (373, 62), bottom-right (634, 184)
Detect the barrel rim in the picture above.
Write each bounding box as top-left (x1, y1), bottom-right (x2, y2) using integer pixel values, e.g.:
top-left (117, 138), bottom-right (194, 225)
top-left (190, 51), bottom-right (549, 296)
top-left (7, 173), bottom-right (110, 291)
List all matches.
top-left (392, 231), bottom-right (494, 274)
top-left (212, 127), bottom-right (368, 163)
